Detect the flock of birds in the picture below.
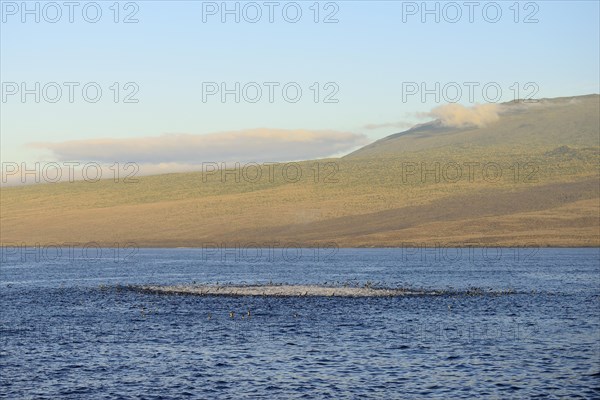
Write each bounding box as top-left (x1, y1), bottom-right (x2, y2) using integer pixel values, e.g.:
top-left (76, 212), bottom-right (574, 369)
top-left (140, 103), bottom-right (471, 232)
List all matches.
top-left (139, 307), bottom-right (256, 319)
top-left (129, 282), bottom-right (519, 319)
top-left (196, 310), bottom-right (302, 320)
top-left (138, 307), bottom-right (306, 320)
top-left (224, 310), bottom-right (251, 319)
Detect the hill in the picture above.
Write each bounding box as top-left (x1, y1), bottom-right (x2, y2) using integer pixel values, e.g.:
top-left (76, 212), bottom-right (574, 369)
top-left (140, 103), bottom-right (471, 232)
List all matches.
top-left (1, 95), bottom-right (598, 248)
top-left (346, 94), bottom-right (599, 158)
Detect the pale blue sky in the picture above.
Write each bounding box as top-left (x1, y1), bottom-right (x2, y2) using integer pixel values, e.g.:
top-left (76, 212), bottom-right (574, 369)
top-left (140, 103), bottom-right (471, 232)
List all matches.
top-left (1, 1), bottom-right (599, 165)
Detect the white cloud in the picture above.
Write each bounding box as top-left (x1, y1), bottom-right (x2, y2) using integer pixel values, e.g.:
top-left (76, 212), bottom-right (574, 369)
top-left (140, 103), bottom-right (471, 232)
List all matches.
top-left (424, 103), bottom-right (500, 128)
top-left (28, 128), bottom-right (368, 165)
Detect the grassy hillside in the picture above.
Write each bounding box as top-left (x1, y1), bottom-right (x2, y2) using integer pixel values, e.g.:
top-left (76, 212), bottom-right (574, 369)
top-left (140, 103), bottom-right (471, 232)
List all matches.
top-left (1, 95), bottom-right (599, 247)
top-left (347, 94), bottom-right (599, 158)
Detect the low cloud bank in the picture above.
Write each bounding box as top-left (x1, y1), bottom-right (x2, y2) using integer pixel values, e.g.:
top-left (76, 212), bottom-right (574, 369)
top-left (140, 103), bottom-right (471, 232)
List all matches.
top-left (29, 128), bottom-right (368, 165)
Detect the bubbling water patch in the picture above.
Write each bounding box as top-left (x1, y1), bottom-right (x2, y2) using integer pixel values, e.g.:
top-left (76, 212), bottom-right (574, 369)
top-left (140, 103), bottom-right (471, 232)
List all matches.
top-left (127, 284), bottom-right (517, 298)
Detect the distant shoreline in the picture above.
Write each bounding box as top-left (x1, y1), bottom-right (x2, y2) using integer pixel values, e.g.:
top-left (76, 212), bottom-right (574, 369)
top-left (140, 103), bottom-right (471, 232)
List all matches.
top-left (1, 244), bottom-right (599, 249)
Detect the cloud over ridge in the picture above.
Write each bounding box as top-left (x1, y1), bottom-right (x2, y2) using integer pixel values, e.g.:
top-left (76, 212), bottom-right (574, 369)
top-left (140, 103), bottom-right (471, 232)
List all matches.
top-left (426, 103), bottom-right (500, 128)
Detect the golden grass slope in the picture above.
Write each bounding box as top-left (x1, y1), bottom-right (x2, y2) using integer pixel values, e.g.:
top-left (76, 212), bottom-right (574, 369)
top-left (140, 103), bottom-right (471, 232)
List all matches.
top-left (1, 149), bottom-right (598, 247)
top-left (1, 95), bottom-right (599, 248)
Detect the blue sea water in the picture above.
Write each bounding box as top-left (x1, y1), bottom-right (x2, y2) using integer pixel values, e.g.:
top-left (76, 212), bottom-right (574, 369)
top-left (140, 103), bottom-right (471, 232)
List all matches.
top-left (1, 247), bottom-right (599, 399)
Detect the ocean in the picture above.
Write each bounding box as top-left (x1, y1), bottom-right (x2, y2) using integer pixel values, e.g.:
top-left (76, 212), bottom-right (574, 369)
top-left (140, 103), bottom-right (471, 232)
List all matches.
top-left (1, 247), bottom-right (599, 398)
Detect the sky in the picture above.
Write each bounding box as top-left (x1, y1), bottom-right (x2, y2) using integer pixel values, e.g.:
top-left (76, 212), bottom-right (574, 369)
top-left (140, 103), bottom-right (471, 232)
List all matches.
top-left (1, 0), bottom-right (599, 176)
